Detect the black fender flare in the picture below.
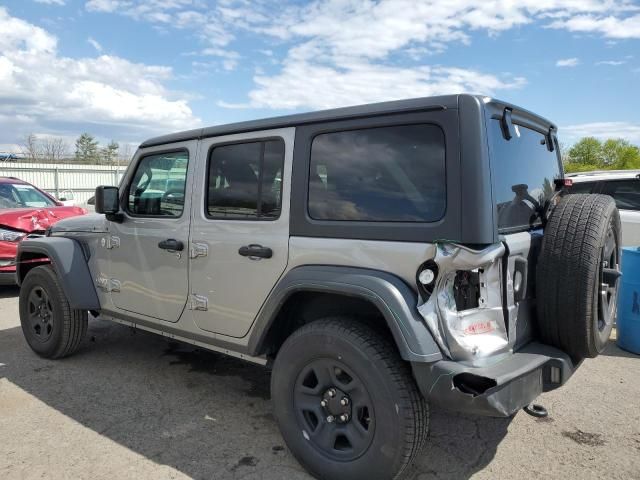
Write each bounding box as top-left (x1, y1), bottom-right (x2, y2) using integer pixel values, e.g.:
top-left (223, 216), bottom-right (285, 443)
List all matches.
top-left (16, 237), bottom-right (100, 310)
top-left (248, 265), bottom-right (442, 363)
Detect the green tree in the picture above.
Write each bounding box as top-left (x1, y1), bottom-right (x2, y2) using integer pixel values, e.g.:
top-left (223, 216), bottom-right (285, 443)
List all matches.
top-left (604, 139), bottom-right (640, 169)
top-left (563, 136), bottom-right (640, 173)
top-left (101, 140), bottom-right (119, 165)
top-left (74, 133), bottom-right (99, 163)
top-left (567, 137), bottom-right (602, 165)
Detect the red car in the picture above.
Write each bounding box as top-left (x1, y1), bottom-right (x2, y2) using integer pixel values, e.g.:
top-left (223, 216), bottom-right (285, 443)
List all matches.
top-left (0, 177), bottom-right (87, 285)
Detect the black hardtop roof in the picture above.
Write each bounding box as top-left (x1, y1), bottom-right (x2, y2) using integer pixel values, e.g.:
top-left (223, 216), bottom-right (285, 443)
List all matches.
top-left (140, 93), bottom-right (556, 148)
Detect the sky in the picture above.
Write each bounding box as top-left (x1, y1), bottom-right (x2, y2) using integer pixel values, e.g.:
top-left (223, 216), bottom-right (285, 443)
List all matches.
top-left (1, 0), bottom-right (639, 153)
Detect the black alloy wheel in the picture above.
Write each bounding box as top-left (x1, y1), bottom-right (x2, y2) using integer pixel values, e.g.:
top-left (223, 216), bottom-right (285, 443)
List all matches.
top-left (294, 358), bottom-right (375, 461)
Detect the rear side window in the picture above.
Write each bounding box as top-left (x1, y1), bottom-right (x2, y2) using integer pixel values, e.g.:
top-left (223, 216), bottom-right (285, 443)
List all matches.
top-left (489, 121), bottom-right (561, 233)
top-left (601, 180), bottom-right (640, 210)
top-left (206, 139), bottom-right (285, 220)
top-left (308, 124), bottom-right (446, 222)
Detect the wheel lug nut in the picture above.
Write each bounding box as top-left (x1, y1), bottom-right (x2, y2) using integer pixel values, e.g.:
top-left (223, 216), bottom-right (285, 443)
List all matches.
top-left (328, 389), bottom-right (336, 398)
top-left (326, 415), bottom-right (335, 423)
top-left (320, 400), bottom-right (327, 407)
top-left (340, 397), bottom-right (349, 406)
top-left (339, 414), bottom-right (349, 422)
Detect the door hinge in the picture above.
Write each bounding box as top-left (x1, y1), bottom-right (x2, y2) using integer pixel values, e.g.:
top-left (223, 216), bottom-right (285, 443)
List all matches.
top-left (189, 294), bottom-right (208, 311)
top-left (96, 276), bottom-right (121, 292)
top-left (101, 235), bottom-right (120, 249)
top-left (96, 276), bottom-right (109, 291)
top-left (190, 242), bottom-right (208, 259)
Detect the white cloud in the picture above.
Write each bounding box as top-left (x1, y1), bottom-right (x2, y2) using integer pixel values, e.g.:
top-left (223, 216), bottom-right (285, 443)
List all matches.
top-left (34, 0), bottom-right (65, 5)
top-left (82, 0), bottom-right (640, 113)
top-left (84, 0), bottom-right (121, 13)
top-left (86, 0), bottom-right (233, 47)
top-left (549, 13), bottom-right (640, 38)
top-left (209, 0), bottom-right (639, 111)
top-left (562, 122), bottom-right (640, 143)
top-left (556, 57), bottom-right (580, 67)
top-left (0, 7), bottom-right (198, 145)
top-left (221, 61), bottom-right (525, 110)
top-left (595, 59), bottom-right (626, 65)
top-left (87, 37), bottom-right (103, 52)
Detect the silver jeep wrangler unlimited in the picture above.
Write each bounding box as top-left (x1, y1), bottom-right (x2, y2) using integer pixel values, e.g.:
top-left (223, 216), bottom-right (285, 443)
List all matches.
top-left (16, 95), bottom-right (621, 480)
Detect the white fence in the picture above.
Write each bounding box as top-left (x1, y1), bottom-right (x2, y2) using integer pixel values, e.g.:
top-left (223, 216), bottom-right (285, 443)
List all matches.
top-left (0, 162), bottom-right (126, 205)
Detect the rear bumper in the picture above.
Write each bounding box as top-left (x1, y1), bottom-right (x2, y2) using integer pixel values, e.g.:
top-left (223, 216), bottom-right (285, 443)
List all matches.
top-left (412, 342), bottom-right (577, 417)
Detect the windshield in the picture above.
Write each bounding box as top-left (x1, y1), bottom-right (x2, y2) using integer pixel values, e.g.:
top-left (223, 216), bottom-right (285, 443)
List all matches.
top-left (0, 183), bottom-right (57, 209)
top-left (488, 119), bottom-right (561, 233)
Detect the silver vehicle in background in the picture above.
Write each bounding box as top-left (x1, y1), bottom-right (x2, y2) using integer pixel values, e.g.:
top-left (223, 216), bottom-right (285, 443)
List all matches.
top-left (567, 169), bottom-right (640, 246)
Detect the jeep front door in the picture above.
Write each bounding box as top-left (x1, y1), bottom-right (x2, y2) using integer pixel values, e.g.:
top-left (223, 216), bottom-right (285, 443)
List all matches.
top-left (107, 144), bottom-right (195, 322)
top-left (189, 128), bottom-right (292, 338)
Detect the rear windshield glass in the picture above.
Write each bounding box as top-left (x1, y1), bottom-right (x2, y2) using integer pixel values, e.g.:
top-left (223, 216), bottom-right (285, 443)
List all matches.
top-left (488, 120), bottom-right (561, 233)
top-left (308, 124), bottom-right (446, 222)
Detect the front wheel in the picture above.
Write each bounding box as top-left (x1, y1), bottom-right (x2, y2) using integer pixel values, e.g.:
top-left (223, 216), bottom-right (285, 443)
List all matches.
top-left (271, 318), bottom-right (428, 480)
top-left (19, 265), bottom-right (88, 359)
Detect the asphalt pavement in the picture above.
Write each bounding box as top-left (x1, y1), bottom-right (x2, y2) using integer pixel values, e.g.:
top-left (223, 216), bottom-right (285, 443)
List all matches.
top-left (1, 286), bottom-right (639, 480)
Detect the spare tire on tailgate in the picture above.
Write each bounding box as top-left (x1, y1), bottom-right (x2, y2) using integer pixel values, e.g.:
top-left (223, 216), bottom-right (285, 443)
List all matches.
top-left (536, 193), bottom-right (621, 360)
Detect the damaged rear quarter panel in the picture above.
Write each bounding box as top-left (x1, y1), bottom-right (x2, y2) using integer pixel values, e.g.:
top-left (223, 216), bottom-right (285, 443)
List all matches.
top-left (418, 242), bottom-right (512, 365)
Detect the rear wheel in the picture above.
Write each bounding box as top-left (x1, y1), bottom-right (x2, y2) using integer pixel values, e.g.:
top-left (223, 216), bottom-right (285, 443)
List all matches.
top-left (19, 265), bottom-right (88, 359)
top-left (271, 318), bottom-right (428, 480)
top-left (536, 194), bottom-right (621, 359)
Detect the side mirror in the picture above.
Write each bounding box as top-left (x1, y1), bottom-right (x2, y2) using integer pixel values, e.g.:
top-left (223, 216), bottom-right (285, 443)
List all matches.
top-left (87, 196), bottom-right (96, 206)
top-left (95, 186), bottom-right (122, 222)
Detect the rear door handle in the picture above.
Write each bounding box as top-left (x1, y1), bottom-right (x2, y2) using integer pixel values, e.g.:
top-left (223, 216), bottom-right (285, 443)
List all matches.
top-left (238, 244), bottom-right (272, 259)
top-left (158, 239), bottom-right (184, 251)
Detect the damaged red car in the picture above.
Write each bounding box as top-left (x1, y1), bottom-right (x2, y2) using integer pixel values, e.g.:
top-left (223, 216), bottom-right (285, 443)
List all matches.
top-left (0, 177), bottom-right (87, 285)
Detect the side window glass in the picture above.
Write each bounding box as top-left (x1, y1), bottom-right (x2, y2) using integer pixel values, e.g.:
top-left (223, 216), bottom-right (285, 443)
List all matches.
top-left (207, 139), bottom-right (285, 220)
top-left (308, 124), bottom-right (446, 222)
top-left (127, 151), bottom-right (189, 217)
top-left (602, 180), bottom-right (640, 210)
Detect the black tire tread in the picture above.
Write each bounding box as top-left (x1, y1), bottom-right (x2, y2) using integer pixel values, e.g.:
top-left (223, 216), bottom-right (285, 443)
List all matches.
top-left (21, 265), bottom-right (88, 359)
top-left (277, 317), bottom-right (429, 480)
top-left (536, 194), bottom-right (619, 359)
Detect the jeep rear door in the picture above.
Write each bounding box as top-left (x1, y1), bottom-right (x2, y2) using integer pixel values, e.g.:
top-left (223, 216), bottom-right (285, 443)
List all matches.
top-left (106, 142), bottom-right (196, 322)
top-left (188, 128), bottom-right (293, 338)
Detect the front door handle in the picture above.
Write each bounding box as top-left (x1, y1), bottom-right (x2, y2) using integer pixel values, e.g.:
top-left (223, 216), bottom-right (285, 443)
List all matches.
top-left (158, 239), bottom-right (184, 251)
top-left (238, 244), bottom-right (272, 259)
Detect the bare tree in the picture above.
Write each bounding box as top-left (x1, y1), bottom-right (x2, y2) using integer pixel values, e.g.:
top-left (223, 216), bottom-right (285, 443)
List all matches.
top-left (42, 137), bottom-right (70, 163)
top-left (21, 133), bottom-right (41, 162)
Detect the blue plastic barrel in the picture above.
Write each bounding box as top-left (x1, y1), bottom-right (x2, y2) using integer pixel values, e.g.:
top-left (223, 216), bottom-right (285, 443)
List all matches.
top-left (617, 247), bottom-right (640, 355)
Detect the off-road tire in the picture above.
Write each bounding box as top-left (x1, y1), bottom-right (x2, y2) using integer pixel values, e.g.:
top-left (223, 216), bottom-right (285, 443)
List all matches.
top-left (271, 317), bottom-right (429, 480)
top-left (537, 194), bottom-right (621, 360)
top-left (19, 265), bottom-right (88, 359)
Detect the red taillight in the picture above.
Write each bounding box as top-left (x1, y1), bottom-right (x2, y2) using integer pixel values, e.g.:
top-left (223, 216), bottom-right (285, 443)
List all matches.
top-left (554, 178), bottom-right (573, 190)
